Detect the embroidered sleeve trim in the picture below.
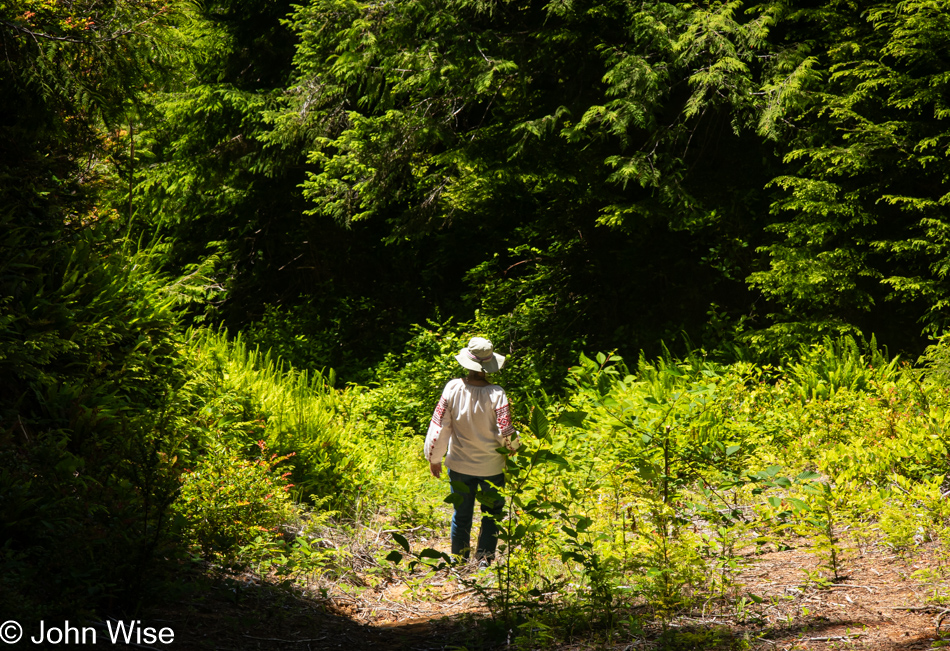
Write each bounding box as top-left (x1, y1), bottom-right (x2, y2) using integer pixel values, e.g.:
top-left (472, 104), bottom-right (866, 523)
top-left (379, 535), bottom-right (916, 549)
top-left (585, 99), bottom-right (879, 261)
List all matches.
top-left (495, 403), bottom-right (515, 438)
top-left (431, 397), bottom-right (448, 427)
top-left (425, 434), bottom-right (439, 461)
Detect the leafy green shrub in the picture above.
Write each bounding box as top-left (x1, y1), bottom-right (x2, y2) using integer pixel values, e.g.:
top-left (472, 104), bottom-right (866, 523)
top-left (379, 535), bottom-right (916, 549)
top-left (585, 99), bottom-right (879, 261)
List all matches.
top-left (565, 353), bottom-right (769, 620)
top-left (0, 236), bottom-right (188, 620)
top-left (183, 328), bottom-right (369, 509)
top-left (175, 440), bottom-right (295, 562)
top-left (354, 322), bottom-right (467, 434)
top-left (875, 474), bottom-right (949, 552)
top-left (784, 335), bottom-right (899, 403)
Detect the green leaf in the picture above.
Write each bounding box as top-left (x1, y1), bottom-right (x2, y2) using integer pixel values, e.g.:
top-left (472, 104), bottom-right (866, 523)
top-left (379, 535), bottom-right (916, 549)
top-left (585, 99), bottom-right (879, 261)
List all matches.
top-left (385, 551), bottom-right (403, 563)
top-left (475, 490), bottom-right (501, 507)
top-left (391, 532), bottom-right (410, 553)
top-left (530, 408), bottom-right (550, 439)
top-left (787, 497), bottom-right (810, 512)
top-left (444, 493), bottom-right (465, 506)
top-left (579, 353), bottom-right (597, 370)
top-left (557, 411), bottom-right (588, 428)
top-left (535, 449), bottom-right (569, 467)
top-left (636, 461), bottom-right (658, 481)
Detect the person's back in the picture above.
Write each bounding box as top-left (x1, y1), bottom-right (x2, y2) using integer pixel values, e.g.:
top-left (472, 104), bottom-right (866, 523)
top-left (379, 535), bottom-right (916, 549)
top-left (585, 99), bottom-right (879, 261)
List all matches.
top-left (424, 377), bottom-right (516, 477)
top-left (423, 338), bottom-right (519, 561)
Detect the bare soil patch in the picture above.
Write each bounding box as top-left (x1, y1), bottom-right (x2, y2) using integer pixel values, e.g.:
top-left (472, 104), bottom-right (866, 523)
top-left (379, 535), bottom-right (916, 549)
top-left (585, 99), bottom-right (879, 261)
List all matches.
top-left (728, 540), bottom-right (950, 650)
top-left (138, 537), bottom-right (949, 650)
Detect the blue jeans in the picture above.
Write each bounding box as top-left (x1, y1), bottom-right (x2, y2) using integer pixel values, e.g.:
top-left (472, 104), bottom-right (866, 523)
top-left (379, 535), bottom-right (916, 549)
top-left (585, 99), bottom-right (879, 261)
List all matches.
top-left (448, 469), bottom-right (505, 560)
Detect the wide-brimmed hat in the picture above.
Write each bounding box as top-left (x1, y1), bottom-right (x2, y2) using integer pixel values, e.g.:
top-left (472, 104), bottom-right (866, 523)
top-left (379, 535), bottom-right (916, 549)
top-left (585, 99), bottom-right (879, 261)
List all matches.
top-left (455, 337), bottom-right (506, 374)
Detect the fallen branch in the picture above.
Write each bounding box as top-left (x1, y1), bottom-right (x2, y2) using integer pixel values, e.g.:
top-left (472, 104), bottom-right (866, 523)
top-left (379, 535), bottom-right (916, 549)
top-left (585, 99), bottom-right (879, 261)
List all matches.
top-left (802, 634), bottom-right (864, 642)
top-left (439, 587), bottom-right (477, 601)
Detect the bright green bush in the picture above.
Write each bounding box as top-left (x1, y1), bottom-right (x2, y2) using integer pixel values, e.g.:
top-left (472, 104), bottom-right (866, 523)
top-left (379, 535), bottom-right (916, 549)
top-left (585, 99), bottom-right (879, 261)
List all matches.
top-left (182, 328), bottom-right (369, 509)
top-left (175, 440), bottom-right (295, 561)
top-left (784, 335), bottom-right (900, 403)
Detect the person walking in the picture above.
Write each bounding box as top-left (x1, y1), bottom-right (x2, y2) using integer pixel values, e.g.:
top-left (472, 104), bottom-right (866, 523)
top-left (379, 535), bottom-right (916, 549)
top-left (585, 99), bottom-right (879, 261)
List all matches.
top-left (424, 337), bottom-right (520, 563)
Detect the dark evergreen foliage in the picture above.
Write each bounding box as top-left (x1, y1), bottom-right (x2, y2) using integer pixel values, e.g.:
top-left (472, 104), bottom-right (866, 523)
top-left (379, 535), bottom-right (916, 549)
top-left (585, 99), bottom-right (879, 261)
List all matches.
top-left (748, 0), bottom-right (950, 353)
top-left (1, 0), bottom-right (186, 620)
top-left (4, 0), bottom-right (950, 621)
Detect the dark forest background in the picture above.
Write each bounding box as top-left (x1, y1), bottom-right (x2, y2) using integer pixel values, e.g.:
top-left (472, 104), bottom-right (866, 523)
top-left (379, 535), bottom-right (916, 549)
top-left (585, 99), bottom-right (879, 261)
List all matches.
top-left (2, 0), bottom-right (950, 625)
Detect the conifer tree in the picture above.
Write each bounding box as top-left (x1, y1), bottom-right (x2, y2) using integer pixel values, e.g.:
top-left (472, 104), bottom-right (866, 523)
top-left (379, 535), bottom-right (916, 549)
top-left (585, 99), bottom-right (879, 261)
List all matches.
top-left (747, 0), bottom-right (950, 352)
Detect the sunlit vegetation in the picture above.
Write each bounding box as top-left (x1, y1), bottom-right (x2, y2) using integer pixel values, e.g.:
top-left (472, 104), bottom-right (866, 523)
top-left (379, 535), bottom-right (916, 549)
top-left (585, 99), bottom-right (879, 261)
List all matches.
top-left (3, 0), bottom-right (950, 647)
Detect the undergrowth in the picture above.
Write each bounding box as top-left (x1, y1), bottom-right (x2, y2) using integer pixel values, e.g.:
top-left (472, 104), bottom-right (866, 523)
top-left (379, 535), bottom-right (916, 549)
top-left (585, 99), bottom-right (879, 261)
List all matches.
top-left (163, 329), bottom-right (950, 650)
top-left (340, 334), bottom-right (950, 648)
top-left (10, 290), bottom-right (950, 648)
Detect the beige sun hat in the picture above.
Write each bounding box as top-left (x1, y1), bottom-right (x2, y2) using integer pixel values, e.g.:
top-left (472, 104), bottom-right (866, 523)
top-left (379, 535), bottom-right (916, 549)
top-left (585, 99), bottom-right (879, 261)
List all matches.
top-left (455, 337), bottom-right (506, 374)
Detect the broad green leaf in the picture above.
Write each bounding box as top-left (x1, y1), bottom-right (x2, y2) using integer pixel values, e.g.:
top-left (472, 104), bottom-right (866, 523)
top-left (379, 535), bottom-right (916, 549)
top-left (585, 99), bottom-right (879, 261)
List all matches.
top-left (535, 449), bottom-right (569, 467)
top-left (557, 411), bottom-right (588, 428)
top-left (530, 407), bottom-right (550, 439)
top-left (391, 532), bottom-right (410, 553)
top-left (787, 498), bottom-right (810, 512)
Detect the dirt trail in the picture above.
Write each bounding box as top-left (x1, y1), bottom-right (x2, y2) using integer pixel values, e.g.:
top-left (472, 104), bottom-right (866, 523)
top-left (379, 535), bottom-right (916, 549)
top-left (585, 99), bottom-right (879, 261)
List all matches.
top-left (143, 538), bottom-right (948, 650)
top-left (729, 542), bottom-right (948, 650)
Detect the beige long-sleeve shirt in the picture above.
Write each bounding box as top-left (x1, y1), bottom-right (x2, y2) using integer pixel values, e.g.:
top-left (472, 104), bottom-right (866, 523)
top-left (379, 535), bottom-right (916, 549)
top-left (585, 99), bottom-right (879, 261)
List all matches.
top-left (423, 379), bottom-right (520, 476)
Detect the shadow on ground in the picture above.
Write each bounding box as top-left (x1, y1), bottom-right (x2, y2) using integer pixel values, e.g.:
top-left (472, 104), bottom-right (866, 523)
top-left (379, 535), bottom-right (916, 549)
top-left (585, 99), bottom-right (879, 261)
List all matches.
top-left (103, 568), bottom-right (946, 651)
top-left (131, 570), bottom-right (496, 651)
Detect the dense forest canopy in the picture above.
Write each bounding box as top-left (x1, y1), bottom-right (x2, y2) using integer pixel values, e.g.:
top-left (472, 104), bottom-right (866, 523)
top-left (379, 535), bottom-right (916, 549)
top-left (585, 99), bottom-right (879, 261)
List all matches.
top-left (123, 0), bottom-right (950, 375)
top-left (3, 0), bottom-right (950, 628)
